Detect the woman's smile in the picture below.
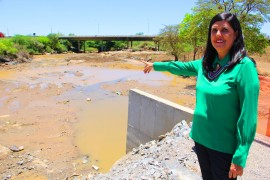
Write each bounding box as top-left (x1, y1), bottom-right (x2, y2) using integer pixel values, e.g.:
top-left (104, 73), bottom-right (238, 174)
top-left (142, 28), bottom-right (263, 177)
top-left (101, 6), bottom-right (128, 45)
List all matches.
top-left (211, 20), bottom-right (237, 59)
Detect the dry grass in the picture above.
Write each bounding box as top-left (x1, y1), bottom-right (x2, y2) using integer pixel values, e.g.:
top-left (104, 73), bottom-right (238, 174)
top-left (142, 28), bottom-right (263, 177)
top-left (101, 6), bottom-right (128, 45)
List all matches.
top-left (251, 46), bottom-right (270, 77)
top-left (251, 46), bottom-right (270, 62)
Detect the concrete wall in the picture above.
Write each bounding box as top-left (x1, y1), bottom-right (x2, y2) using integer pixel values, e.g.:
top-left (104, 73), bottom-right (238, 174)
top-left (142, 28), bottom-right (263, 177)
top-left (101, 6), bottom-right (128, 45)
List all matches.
top-left (126, 89), bottom-right (194, 152)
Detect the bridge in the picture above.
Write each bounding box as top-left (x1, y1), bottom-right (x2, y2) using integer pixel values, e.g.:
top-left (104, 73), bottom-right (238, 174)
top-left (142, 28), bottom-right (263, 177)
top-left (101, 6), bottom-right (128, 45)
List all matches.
top-left (58, 35), bottom-right (159, 52)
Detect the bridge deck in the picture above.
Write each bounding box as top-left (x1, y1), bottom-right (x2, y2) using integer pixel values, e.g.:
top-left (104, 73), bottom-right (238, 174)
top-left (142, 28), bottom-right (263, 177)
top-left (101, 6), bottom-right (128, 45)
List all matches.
top-left (58, 35), bottom-right (157, 41)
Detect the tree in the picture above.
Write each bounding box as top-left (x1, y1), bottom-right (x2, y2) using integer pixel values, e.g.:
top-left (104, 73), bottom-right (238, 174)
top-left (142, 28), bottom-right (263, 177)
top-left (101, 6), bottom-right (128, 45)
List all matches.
top-left (156, 25), bottom-right (184, 61)
top-left (195, 0), bottom-right (270, 54)
top-left (0, 32), bottom-right (5, 38)
top-left (197, 0), bottom-right (270, 22)
top-left (47, 33), bottom-right (67, 53)
top-left (179, 10), bottom-right (217, 60)
top-left (242, 26), bottom-right (269, 54)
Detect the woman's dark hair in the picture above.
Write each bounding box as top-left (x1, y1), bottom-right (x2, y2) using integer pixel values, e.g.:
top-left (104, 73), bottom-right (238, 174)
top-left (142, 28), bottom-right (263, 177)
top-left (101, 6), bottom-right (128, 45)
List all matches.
top-left (203, 12), bottom-right (247, 72)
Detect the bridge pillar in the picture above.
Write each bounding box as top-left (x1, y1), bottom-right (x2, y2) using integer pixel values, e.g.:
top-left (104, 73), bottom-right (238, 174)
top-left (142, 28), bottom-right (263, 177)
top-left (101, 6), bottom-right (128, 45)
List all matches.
top-left (154, 41), bottom-right (159, 51)
top-left (77, 40), bottom-right (80, 53)
top-left (83, 40), bottom-right (86, 53)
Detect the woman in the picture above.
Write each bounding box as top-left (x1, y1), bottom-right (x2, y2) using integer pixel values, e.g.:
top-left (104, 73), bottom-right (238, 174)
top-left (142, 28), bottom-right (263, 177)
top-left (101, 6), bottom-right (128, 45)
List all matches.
top-left (142, 12), bottom-right (259, 180)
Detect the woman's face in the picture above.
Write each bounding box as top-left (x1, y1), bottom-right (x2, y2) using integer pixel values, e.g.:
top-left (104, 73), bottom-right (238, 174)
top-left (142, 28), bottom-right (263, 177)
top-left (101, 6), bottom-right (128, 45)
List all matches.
top-left (211, 20), bottom-right (237, 59)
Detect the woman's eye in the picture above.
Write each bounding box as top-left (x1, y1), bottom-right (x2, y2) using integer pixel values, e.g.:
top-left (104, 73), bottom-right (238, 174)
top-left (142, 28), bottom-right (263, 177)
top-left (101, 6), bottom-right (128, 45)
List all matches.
top-left (211, 29), bottom-right (218, 33)
top-left (222, 28), bottom-right (229, 33)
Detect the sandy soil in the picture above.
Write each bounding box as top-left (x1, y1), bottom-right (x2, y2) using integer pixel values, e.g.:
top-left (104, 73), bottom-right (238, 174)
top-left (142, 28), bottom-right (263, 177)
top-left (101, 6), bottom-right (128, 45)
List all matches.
top-left (0, 50), bottom-right (269, 179)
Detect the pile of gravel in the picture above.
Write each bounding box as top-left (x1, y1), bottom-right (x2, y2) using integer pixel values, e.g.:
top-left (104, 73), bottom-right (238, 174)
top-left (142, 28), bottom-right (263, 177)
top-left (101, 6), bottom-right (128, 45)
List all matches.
top-left (91, 121), bottom-right (202, 180)
top-left (90, 121), bottom-right (270, 180)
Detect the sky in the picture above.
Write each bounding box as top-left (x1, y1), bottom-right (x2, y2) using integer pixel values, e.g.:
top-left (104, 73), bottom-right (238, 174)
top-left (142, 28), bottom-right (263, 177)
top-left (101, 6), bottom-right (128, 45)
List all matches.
top-left (0, 0), bottom-right (269, 36)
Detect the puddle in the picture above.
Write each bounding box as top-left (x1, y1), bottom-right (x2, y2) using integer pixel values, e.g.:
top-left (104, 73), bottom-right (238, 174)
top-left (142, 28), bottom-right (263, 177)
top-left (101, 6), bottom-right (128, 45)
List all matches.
top-left (75, 96), bottom-right (128, 172)
top-left (13, 172), bottom-right (47, 180)
top-left (0, 66), bottom-right (172, 89)
top-left (0, 71), bottom-right (16, 79)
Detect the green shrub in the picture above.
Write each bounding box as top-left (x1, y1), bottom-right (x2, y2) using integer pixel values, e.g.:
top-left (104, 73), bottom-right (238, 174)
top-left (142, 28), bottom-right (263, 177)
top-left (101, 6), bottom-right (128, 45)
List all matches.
top-left (11, 35), bottom-right (31, 48)
top-left (28, 39), bottom-right (45, 55)
top-left (0, 39), bottom-right (18, 56)
top-left (47, 34), bottom-right (68, 53)
top-left (45, 46), bottom-right (54, 53)
top-left (112, 41), bottom-right (126, 50)
top-left (57, 43), bottom-right (68, 53)
top-left (85, 47), bottom-right (98, 53)
top-left (132, 41), bottom-right (155, 50)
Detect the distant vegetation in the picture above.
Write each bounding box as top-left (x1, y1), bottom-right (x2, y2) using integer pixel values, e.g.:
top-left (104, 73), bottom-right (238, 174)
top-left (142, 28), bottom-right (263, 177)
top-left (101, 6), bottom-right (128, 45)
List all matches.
top-left (0, 0), bottom-right (270, 63)
top-left (0, 33), bottom-right (155, 63)
top-left (0, 34), bottom-right (69, 62)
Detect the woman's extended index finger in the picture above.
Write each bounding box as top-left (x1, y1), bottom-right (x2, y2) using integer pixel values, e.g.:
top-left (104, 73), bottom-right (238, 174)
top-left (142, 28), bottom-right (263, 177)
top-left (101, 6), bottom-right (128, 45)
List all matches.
top-left (140, 60), bottom-right (148, 65)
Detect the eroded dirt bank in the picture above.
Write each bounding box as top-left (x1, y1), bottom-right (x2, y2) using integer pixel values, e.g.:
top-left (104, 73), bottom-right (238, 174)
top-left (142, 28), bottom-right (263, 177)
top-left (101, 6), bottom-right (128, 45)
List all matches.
top-left (0, 51), bottom-right (269, 179)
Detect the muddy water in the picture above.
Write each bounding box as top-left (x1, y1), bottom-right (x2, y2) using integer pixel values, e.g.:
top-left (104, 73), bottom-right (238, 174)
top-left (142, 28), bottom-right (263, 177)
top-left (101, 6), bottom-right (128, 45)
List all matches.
top-left (67, 69), bottom-right (172, 172)
top-left (75, 96), bottom-right (128, 172)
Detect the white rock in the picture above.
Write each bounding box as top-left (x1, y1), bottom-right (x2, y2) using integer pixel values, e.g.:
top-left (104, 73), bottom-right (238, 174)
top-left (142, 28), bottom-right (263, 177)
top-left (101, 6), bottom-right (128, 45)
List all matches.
top-left (92, 165), bottom-right (99, 171)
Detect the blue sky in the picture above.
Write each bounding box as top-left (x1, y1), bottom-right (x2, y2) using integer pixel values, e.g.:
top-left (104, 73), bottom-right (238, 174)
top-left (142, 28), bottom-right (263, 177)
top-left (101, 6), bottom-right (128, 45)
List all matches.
top-left (0, 0), bottom-right (269, 36)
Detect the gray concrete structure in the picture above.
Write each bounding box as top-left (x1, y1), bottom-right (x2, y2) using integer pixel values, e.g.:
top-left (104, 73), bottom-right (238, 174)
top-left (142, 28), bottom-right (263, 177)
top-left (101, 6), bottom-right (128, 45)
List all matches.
top-left (58, 35), bottom-right (157, 41)
top-left (58, 35), bottom-right (160, 52)
top-left (126, 89), bottom-right (194, 152)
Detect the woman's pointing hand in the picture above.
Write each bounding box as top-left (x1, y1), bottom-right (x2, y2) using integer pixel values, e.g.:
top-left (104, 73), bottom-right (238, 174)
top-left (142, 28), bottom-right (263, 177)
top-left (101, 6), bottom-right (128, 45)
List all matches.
top-left (141, 60), bottom-right (154, 74)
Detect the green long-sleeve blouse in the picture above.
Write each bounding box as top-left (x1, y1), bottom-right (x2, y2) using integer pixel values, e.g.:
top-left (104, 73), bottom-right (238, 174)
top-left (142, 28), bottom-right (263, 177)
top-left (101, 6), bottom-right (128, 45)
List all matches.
top-left (153, 54), bottom-right (259, 167)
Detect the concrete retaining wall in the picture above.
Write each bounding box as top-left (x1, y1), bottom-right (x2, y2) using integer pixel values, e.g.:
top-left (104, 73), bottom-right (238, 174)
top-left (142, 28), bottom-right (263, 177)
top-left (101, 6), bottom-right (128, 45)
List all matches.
top-left (126, 89), bottom-right (194, 152)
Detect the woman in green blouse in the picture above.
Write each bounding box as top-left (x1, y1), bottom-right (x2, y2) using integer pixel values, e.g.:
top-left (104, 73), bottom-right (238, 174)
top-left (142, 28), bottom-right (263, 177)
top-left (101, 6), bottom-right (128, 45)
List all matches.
top-left (142, 12), bottom-right (259, 180)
